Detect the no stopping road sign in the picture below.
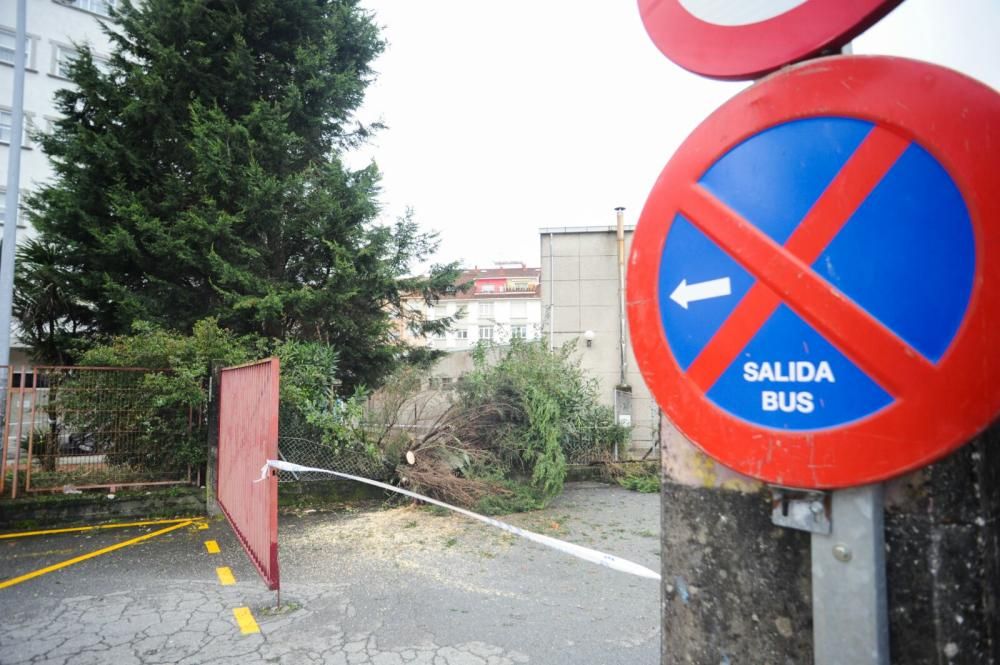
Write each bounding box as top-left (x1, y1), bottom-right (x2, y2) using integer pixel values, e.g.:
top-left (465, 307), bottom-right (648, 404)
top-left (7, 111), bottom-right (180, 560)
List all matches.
top-left (627, 56), bottom-right (1000, 488)
top-left (637, 0), bottom-right (902, 80)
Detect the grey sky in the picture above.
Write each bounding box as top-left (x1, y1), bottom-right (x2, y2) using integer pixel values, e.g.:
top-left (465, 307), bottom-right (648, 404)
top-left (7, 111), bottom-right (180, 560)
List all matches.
top-left (348, 0), bottom-right (1000, 270)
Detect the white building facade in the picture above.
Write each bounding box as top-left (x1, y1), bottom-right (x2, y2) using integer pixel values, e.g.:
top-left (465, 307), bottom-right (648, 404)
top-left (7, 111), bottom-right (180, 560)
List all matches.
top-left (405, 266), bottom-right (543, 352)
top-left (2, 0), bottom-right (116, 238)
top-left (2, 1), bottom-right (115, 364)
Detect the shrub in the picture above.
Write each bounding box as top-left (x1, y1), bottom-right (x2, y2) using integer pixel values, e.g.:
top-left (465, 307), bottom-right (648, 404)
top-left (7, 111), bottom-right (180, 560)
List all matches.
top-left (66, 319), bottom-right (256, 471)
top-left (374, 340), bottom-right (629, 512)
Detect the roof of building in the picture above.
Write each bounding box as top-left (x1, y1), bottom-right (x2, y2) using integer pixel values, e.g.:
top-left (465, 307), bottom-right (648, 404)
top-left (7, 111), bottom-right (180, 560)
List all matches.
top-left (539, 225), bottom-right (636, 234)
top-left (442, 267), bottom-right (541, 300)
top-left (460, 267), bottom-right (541, 280)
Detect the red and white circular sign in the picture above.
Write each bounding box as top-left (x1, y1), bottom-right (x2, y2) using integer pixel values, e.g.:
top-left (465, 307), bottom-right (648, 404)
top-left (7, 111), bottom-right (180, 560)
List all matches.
top-left (637, 0), bottom-right (902, 80)
top-left (627, 56), bottom-right (1000, 488)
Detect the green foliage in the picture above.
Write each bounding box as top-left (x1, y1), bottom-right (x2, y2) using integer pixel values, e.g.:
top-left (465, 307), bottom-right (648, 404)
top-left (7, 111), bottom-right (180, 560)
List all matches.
top-left (473, 480), bottom-right (550, 516)
top-left (12, 239), bottom-right (94, 364)
top-left (65, 318), bottom-right (256, 470)
top-left (19, 0), bottom-right (459, 390)
top-left (79, 318), bottom-right (256, 377)
top-left (272, 339), bottom-right (341, 416)
top-left (612, 464), bottom-right (661, 493)
top-left (453, 340), bottom-right (625, 505)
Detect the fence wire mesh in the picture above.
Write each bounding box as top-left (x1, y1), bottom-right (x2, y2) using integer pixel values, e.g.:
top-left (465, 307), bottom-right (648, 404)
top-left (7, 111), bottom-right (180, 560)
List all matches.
top-left (562, 426), bottom-right (621, 465)
top-left (277, 416), bottom-right (391, 483)
top-left (3, 367), bottom-right (199, 495)
top-left (276, 411), bottom-right (620, 483)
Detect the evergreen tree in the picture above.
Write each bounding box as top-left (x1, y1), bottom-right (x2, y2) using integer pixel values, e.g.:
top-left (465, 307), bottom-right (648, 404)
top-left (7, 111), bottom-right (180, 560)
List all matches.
top-left (22, 0), bottom-right (457, 388)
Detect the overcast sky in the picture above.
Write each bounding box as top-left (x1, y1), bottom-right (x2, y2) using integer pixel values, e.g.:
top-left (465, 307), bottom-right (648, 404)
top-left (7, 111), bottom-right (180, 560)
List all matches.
top-left (347, 0), bottom-right (1000, 270)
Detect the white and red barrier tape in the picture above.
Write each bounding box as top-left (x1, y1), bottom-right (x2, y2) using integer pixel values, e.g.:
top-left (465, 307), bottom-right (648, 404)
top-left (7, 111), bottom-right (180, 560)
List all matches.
top-left (257, 459), bottom-right (661, 581)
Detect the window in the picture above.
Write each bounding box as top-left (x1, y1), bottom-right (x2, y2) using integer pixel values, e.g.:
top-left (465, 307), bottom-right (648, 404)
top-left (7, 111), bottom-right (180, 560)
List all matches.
top-left (510, 301), bottom-right (527, 318)
top-left (0, 110), bottom-right (12, 144)
top-left (0, 29), bottom-right (31, 67)
top-left (0, 110), bottom-right (34, 147)
top-left (63, 0), bottom-right (118, 17)
top-left (478, 302), bottom-right (493, 318)
top-left (479, 326), bottom-right (493, 341)
top-left (511, 325), bottom-right (527, 339)
top-left (55, 45), bottom-right (77, 78)
top-left (54, 45), bottom-right (108, 78)
top-left (455, 328), bottom-right (468, 340)
top-left (480, 284), bottom-right (496, 293)
top-left (0, 190), bottom-right (25, 229)
top-left (432, 305), bottom-right (447, 320)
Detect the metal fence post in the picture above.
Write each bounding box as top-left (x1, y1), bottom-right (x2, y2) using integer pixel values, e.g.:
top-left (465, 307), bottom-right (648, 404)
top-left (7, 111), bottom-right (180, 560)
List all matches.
top-left (205, 363), bottom-right (222, 516)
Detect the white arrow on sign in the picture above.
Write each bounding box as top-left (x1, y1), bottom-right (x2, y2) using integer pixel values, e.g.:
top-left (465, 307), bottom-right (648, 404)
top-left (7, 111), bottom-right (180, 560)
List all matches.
top-left (670, 277), bottom-right (732, 309)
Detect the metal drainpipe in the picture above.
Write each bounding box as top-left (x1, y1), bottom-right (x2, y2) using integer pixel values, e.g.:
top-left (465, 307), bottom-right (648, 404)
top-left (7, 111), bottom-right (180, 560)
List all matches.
top-left (615, 207), bottom-right (627, 386)
top-left (548, 232), bottom-right (555, 351)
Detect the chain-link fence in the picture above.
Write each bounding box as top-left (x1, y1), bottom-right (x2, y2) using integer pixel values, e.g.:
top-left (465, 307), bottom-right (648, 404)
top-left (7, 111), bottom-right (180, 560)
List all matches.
top-left (2, 366), bottom-right (199, 497)
top-left (563, 424), bottom-right (627, 465)
top-left (277, 411), bottom-right (621, 481)
top-left (277, 416), bottom-right (391, 483)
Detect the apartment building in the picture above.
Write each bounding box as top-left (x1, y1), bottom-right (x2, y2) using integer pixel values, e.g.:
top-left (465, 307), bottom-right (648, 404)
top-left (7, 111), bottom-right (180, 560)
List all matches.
top-left (2, 1), bottom-right (115, 364)
top-left (2, 0), bottom-right (116, 233)
top-left (402, 264), bottom-right (543, 352)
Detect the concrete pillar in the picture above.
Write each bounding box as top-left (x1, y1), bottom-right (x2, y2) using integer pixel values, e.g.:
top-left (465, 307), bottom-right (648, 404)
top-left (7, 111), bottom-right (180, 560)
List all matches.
top-left (660, 420), bottom-right (999, 663)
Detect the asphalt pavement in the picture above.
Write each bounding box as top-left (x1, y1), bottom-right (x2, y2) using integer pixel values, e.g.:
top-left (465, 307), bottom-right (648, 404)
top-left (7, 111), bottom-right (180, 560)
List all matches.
top-left (0, 482), bottom-right (660, 664)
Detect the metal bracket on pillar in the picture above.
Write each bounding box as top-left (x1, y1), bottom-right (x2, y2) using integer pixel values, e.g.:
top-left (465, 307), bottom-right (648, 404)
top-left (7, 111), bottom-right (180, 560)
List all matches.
top-left (770, 484), bottom-right (889, 665)
top-left (769, 486), bottom-right (831, 535)
top-left (811, 484), bottom-right (890, 665)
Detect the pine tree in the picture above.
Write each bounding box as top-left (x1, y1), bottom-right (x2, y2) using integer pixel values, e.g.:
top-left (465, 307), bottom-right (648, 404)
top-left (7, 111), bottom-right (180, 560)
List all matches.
top-left (23, 0), bottom-right (458, 388)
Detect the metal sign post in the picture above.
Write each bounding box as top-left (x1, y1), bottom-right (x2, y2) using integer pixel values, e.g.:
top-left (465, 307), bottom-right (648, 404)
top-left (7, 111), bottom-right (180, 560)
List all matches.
top-left (811, 485), bottom-right (889, 665)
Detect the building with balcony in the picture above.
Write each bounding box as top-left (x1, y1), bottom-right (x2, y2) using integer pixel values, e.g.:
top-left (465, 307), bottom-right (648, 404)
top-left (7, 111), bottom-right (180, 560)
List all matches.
top-left (402, 264), bottom-right (542, 352)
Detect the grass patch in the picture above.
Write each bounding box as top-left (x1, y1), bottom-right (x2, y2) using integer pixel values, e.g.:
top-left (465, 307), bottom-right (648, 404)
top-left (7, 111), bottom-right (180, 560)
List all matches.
top-left (473, 481), bottom-right (550, 516)
top-left (609, 463), bottom-right (661, 493)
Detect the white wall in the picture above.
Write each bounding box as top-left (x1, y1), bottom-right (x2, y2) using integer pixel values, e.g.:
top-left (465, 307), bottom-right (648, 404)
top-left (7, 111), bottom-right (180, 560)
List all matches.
top-left (425, 296), bottom-right (542, 350)
top-left (1, 0), bottom-right (115, 238)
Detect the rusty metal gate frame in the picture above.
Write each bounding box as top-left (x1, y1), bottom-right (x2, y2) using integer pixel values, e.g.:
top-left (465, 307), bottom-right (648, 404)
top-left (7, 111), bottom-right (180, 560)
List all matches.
top-left (216, 358), bottom-right (280, 591)
top-left (1, 365), bottom-right (196, 498)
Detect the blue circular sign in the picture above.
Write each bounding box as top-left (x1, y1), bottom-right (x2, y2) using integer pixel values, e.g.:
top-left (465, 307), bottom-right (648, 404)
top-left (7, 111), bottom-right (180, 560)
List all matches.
top-left (656, 116), bottom-right (975, 431)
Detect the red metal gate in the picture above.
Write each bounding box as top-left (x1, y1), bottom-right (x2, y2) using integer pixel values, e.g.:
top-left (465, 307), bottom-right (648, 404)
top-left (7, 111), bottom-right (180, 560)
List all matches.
top-left (217, 358), bottom-right (280, 591)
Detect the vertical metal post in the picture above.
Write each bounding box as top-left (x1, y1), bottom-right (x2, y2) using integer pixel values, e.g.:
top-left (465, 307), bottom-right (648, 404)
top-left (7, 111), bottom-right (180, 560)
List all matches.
top-left (548, 232), bottom-right (555, 351)
top-left (615, 207), bottom-right (627, 387)
top-left (0, 365), bottom-right (12, 496)
top-left (812, 484), bottom-right (889, 665)
top-left (0, 0), bottom-right (28, 367)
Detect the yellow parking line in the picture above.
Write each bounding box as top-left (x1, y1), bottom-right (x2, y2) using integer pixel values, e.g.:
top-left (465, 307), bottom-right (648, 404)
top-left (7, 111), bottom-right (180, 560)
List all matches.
top-left (0, 521), bottom-right (193, 590)
top-left (216, 566), bottom-right (236, 585)
top-left (0, 518), bottom-right (204, 540)
top-left (233, 607), bottom-right (260, 634)
top-left (204, 540), bottom-right (220, 554)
